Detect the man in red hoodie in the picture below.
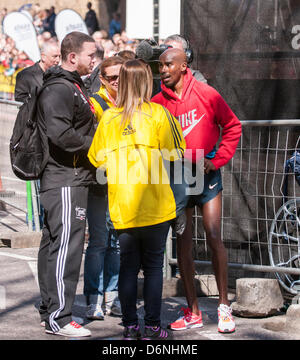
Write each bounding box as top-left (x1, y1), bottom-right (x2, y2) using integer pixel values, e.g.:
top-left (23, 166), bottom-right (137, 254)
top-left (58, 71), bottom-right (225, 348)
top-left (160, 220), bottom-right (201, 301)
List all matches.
top-left (152, 48), bottom-right (241, 333)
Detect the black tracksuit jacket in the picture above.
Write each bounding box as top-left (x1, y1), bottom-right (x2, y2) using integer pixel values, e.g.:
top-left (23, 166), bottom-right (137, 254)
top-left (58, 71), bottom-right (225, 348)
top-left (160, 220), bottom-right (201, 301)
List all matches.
top-left (36, 66), bottom-right (96, 192)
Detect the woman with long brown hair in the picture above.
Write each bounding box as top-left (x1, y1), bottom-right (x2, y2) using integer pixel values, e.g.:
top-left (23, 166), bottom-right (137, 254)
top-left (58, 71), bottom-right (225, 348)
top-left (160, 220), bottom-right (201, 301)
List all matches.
top-left (88, 59), bottom-right (185, 339)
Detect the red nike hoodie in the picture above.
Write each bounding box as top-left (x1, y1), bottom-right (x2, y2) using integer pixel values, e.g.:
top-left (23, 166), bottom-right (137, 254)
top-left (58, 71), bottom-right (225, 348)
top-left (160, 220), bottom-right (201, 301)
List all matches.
top-left (152, 68), bottom-right (242, 169)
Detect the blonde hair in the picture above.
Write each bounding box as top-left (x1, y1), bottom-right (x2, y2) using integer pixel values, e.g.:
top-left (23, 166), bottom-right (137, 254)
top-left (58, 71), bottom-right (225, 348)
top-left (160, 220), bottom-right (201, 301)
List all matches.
top-left (116, 59), bottom-right (153, 127)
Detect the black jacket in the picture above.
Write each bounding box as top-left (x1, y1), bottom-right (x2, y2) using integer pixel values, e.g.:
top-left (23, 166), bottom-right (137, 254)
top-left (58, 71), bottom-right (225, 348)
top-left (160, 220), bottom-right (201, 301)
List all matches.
top-left (14, 62), bottom-right (44, 102)
top-left (36, 66), bottom-right (96, 192)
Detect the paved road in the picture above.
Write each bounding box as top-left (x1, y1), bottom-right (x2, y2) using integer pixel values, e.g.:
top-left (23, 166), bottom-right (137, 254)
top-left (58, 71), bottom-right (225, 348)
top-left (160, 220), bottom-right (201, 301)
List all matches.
top-left (0, 244), bottom-right (298, 347)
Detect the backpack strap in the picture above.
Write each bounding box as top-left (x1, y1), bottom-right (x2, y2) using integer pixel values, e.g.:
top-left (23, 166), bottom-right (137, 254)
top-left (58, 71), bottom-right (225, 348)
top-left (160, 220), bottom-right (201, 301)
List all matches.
top-left (91, 93), bottom-right (109, 112)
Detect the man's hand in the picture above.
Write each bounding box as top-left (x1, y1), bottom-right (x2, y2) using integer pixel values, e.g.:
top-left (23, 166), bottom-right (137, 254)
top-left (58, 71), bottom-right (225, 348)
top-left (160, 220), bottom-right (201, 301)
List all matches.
top-left (204, 158), bottom-right (216, 174)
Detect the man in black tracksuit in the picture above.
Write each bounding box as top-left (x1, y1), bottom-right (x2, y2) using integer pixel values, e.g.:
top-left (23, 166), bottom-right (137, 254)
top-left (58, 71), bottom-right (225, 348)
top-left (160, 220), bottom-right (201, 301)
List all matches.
top-left (36, 32), bottom-right (97, 338)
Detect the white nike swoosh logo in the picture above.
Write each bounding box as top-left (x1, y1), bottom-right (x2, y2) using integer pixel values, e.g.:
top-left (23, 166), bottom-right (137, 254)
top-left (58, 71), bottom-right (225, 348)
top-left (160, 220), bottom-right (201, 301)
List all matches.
top-left (209, 183), bottom-right (218, 190)
top-left (182, 114), bottom-right (205, 137)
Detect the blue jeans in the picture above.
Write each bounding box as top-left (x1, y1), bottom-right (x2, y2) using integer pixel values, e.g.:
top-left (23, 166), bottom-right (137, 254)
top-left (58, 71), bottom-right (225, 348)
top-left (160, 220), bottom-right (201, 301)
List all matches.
top-left (84, 189), bottom-right (120, 304)
top-left (117, 221), bottom-right (171, 327)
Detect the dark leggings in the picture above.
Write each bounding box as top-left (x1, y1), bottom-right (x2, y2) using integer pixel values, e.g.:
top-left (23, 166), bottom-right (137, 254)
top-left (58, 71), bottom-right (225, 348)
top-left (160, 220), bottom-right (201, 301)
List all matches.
top-left (117, 221), bottom-right (171, 327)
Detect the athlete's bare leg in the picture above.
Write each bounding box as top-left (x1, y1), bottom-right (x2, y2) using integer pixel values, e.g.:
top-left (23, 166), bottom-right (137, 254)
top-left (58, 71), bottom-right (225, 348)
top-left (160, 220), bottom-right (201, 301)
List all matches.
top-left (176, 207), bottom-right (200, 315)
top-left (201, 192), bottom-right (229, 306)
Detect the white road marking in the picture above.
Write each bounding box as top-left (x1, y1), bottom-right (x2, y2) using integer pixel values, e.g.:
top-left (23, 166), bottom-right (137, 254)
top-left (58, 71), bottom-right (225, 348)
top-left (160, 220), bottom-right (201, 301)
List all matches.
top-left (197, 330), bottom-right (226, 340)
top-left (0, 252), bottom-right (36, 261)
top-left (1, 176), bottom-right (24, 183)
top-left (0, 286), bottom-right (6, 309)
top-left (0, 252), bottom-right (39, 287)
top-left (27, 260), bottom-right (39, 287)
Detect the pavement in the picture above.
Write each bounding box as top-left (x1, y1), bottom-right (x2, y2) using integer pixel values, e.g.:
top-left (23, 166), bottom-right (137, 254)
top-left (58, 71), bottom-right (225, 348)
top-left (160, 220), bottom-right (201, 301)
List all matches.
top-left (0, 243), bottom-right (299, 348)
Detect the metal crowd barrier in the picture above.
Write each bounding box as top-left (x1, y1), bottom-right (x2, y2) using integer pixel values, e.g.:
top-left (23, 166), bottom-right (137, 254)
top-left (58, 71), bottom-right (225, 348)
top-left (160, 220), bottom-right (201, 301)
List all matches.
top-left (0, 99), bottom-right (41, 233)
top-left (1, 99), bottom-right (300, 294)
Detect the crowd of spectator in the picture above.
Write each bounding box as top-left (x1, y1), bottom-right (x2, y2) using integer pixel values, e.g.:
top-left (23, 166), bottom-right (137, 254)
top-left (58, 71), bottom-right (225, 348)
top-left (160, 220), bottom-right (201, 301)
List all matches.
top-left (0, 3), bottom-right (140, 77)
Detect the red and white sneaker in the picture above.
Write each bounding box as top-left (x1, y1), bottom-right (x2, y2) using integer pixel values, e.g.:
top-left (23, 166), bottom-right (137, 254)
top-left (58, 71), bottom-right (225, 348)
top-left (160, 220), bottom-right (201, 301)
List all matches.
top-left (170, 307), bottom-right (203, 331)
top-left (46, 321), bottom-right (91, 337)
top-left (217, 304), bottom-right (235, 333)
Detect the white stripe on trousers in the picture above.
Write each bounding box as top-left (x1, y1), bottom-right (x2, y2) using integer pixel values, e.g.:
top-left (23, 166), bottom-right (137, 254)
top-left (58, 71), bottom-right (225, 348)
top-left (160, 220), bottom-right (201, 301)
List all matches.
top-left (49, 187), bottom-right (71, 332)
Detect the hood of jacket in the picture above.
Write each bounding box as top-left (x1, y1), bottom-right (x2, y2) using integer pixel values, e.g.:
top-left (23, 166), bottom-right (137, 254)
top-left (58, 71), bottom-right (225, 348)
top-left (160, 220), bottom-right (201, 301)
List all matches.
top-left (97, 85), bottom-right (114, 105)
top-left (158, 68), bottom-right (197, 117)
top-left (160, 68), bottom-right (196, 101)
top-left (43, 65), bottom-right (85, 90)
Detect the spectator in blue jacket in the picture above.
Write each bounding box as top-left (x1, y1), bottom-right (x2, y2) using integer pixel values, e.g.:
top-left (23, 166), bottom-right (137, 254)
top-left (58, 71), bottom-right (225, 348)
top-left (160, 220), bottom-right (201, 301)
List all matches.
top-left (109, 13), bottom-right (121, 39)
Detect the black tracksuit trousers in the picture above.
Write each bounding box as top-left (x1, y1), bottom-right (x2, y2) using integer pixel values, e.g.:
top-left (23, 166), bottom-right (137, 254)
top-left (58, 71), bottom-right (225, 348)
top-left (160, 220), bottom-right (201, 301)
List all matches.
top-left (37, 186), bottom-right (88, 332)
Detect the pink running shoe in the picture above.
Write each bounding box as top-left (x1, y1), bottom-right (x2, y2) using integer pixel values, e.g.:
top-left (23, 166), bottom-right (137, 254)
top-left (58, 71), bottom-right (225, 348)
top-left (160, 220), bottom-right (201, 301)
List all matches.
top-left (170, 307), bottom-right (203, 331)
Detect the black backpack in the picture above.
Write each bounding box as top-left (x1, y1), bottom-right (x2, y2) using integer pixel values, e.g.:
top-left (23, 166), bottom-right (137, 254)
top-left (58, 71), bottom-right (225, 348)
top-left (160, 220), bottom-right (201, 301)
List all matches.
top-left (10, 79), bottom-right (72, 181)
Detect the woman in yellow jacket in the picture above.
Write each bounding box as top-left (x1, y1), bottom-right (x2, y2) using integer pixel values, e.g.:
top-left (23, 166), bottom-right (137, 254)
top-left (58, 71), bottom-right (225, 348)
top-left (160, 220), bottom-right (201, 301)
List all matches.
top-left (88, 59), bottom-right (186, 340)
top-left (90, 56), bottom-right (125, 117)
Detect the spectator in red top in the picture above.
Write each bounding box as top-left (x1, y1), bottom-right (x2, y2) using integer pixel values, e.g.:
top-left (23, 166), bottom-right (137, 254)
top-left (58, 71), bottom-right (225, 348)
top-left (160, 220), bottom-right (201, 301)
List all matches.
top-left (152, 48), bottom-right (241, 334)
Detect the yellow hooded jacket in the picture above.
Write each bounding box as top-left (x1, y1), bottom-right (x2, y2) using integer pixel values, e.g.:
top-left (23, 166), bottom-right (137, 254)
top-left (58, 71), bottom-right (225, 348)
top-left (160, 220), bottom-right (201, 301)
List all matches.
top-left (90, 85), bottom-right (115, 121)
top-left (88, 102), bottom-right (186, 229)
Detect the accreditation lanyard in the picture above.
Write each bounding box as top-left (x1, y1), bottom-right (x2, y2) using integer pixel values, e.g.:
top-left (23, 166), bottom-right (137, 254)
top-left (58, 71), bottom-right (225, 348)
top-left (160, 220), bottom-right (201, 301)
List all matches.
top-left (74, 83), bottom-right (95, 114)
